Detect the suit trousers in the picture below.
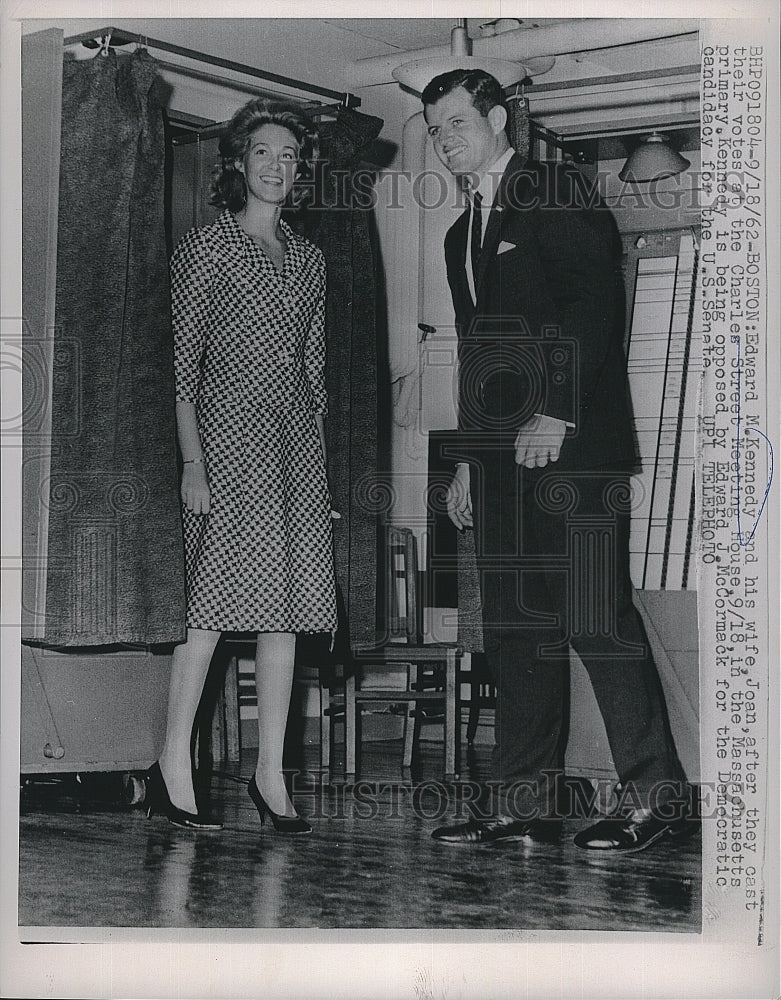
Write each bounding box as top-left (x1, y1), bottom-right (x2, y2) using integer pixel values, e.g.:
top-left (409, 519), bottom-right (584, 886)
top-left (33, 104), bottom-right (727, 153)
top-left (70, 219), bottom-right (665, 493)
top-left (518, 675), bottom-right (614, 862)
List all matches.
top-left (470, 447), bottom-right (686, 819)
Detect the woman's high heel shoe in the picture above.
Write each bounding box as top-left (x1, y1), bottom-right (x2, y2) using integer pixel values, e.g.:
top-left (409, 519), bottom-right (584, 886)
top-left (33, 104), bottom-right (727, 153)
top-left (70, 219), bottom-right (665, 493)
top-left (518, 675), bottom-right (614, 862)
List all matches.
top-left (248, 775), bottom-right (312, 834)
top-left (145, 761), bottom-right (223, 831)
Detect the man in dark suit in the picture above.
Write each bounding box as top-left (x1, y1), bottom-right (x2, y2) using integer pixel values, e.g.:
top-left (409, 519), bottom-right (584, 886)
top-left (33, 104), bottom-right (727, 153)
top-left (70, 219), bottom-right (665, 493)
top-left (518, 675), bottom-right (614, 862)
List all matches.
top-left (423, 69), bottom-right (695, 852)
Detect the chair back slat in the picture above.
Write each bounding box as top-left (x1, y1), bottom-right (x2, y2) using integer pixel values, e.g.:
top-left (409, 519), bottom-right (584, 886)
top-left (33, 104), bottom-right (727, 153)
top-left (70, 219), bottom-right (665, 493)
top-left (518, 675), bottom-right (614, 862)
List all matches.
top-left (385, 525), bottom-right (424, 646)
top-left (385, 525), bottom-right (404, 637)
top-left (403, 529), bottom-right (421, 645)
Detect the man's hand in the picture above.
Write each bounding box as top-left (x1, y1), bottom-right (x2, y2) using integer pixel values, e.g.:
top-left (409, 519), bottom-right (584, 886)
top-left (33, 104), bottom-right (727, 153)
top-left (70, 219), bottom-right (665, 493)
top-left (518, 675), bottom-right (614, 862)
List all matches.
top-left (446, 463), bottom-right (473, 530)
top-left (514, 414), bottom-right (567, 468)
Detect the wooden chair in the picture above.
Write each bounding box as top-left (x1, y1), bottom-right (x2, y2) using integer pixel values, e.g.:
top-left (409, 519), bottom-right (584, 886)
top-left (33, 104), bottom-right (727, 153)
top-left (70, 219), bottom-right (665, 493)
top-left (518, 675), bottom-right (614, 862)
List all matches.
top-left (206, 635), bottom-right (341, 778)
top-left (208, 635), bottom-right (251, 766)
top-left (345, 525), bottom-right (461, 779)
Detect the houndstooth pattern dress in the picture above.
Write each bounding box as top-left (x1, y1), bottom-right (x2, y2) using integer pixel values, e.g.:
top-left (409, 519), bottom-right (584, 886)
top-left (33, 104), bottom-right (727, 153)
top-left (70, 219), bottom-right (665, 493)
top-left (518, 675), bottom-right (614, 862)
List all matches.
top-left (171, 210), bottom-right (337, 633)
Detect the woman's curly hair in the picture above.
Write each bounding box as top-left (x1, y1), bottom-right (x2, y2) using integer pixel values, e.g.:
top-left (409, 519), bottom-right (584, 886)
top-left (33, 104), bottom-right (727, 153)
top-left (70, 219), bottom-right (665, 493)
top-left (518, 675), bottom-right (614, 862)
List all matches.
top-left (210, 98), bottom-right (319, 212)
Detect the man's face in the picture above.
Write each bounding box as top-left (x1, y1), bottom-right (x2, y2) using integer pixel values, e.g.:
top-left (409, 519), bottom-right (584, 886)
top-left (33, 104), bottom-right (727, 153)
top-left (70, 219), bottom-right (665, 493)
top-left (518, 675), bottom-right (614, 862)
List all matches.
top-left (424, 86), bottom-right (503, 181)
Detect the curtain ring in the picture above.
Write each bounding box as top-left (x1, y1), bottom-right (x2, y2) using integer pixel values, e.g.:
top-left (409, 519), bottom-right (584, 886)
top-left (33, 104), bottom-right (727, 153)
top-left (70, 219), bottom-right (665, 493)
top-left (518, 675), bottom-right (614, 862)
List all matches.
top-left (100, 32), bottom-right (112, 57)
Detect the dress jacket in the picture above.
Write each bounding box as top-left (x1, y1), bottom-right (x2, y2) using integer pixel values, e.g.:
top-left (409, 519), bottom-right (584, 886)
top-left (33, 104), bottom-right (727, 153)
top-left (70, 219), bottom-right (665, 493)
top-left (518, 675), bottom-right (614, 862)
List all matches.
top-left (171, 209), bottom-right (328, 418)
top-left (444, 153), bottom-right (637, 475)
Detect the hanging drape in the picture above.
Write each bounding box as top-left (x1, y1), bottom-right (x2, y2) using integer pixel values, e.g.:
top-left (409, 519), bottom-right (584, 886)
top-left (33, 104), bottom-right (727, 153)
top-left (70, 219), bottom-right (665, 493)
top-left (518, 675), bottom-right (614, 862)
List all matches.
top-left (506, 94), bottom-right (532, 160)
top-left (298, 106), bottom-right (384, 647)
top-left (43, 49), bottom-right (186, 646)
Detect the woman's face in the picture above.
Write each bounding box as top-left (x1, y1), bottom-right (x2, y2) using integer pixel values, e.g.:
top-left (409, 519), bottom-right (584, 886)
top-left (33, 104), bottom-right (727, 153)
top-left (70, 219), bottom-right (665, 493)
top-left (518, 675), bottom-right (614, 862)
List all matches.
top-left (238, 123), bottom-right (300, 206)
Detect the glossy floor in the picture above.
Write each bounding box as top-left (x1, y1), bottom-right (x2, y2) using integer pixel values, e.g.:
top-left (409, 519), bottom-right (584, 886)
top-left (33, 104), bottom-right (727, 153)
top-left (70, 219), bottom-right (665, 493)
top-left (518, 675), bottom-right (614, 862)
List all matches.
top-left (18, 744), bottom-right (701, 931)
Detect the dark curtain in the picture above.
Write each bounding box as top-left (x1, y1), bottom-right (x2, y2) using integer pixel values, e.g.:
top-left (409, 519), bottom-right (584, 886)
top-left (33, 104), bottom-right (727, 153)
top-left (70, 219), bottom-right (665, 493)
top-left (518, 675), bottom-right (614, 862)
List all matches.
top-left (43, 50), bottom-right (186, 646)
top-left (298, 106), bottom-right (384, 647)
top-left (506, 94), bottom-right (532, 160)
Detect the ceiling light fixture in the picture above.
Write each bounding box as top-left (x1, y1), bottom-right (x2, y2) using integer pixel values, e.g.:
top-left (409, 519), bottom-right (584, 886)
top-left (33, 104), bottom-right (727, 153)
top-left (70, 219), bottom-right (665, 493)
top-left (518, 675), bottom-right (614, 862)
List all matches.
top-left (392, 19), bottom-right (526, 96)
top-left (619, 131), bottom-right (690, 182)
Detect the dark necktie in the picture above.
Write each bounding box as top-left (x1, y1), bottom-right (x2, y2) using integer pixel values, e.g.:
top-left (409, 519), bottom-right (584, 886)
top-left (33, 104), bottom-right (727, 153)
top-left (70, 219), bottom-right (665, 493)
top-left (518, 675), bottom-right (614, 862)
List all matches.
top-left (470, 190), bottom-right (483, 286)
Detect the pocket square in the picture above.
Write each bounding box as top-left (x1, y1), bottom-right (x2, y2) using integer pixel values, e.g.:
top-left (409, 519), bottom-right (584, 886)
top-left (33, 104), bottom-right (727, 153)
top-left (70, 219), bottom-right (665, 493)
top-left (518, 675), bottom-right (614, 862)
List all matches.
top-left (497, 240), bottom-right (517, 254)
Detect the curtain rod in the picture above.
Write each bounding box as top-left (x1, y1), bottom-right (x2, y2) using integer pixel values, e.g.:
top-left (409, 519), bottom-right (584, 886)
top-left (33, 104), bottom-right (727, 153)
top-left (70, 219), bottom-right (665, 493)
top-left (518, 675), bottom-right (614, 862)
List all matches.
top-left (63, 26), bottom-right (361, 109)
top-left (150, 55), bottom-right (343, 115)
top-left (520, 64), bottom-right (700, 95)
top-left (171, 103), bottom-right (346, 145)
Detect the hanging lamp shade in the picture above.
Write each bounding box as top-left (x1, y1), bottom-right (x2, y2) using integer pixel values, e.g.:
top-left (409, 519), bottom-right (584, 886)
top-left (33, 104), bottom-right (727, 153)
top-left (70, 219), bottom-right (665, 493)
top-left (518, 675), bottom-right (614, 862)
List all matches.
top-left (619, 132), bottom-right (690, 182)
top-left (392, 22), bottom-right (525, 95)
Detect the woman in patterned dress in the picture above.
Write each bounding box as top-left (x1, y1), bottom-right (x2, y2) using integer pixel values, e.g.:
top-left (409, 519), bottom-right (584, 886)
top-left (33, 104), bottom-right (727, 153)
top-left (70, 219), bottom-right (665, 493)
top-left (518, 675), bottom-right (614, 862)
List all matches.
top-left (147, 100), bottom-right (336, 834)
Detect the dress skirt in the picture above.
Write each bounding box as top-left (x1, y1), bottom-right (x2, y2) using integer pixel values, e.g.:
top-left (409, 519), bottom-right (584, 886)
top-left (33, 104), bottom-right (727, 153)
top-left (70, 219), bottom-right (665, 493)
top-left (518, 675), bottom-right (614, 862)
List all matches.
top-left (183, 405), bottom-right (335, 633)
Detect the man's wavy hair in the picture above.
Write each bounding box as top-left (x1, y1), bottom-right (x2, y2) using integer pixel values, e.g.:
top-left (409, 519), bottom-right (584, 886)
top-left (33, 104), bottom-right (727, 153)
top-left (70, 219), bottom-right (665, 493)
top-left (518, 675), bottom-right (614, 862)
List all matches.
top-left (421, 68), bottom-right (506, 119)
top-left (210, 98), bottom-right (319, 212)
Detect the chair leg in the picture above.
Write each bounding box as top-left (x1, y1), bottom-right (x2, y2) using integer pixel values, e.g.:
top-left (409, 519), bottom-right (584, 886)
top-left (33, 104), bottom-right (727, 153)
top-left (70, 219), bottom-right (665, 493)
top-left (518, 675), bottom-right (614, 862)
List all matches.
top-left (402, 664), bottom-right (419, 771)
top-left (319, 686), bottom-right (331, 776)
top-left (345, 673), bottom-right (357, 777)
top-left (224, 653), bottom-right (241, 764)
top-left (444, 649), bottom-right (457, 779)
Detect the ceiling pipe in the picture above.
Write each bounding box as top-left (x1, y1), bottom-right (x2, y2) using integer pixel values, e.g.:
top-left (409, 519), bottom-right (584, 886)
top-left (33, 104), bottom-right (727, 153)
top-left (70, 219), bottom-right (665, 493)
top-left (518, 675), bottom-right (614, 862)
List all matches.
top-left (531, 80), bottom-right (699, 116)
top-left (347, 18), bottom-right (700, 89)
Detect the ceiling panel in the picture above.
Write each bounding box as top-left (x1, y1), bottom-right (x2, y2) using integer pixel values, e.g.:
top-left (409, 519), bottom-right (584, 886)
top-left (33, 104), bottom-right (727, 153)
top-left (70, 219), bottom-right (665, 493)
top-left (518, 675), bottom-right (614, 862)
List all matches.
top-left (31, 17), bottom-right (438, 91)
top-left (28, 16), bottom-right (700, 103)
top-left (321, 17), bottom-right (571, 51)
top-left (321, 18), bottom-right (452, 51)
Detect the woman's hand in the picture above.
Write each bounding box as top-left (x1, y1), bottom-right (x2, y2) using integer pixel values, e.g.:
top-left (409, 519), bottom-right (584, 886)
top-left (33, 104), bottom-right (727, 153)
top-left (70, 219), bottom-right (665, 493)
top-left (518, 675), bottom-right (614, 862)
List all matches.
top-left (181, 462), bottom-right (210, 515)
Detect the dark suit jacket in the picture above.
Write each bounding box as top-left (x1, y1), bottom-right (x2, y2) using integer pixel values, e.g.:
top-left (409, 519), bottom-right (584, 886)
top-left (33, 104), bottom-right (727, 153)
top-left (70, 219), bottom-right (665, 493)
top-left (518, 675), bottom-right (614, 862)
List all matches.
top-left (444, 153), bottom-right (637, 474)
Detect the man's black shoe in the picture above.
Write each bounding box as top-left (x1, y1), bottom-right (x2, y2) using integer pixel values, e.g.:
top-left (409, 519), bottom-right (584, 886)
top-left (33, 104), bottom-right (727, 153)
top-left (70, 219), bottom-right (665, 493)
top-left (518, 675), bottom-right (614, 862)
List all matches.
top-left (574, 809), bottom-right (700, 854)
top-left (431, 817), bottom-right (562, 846)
